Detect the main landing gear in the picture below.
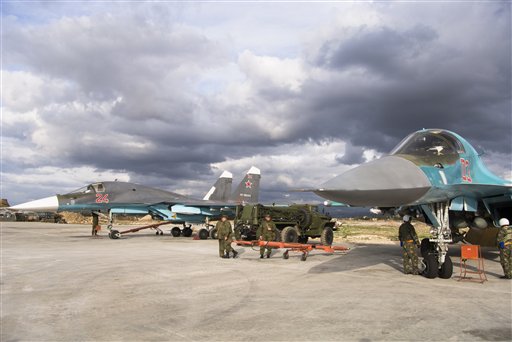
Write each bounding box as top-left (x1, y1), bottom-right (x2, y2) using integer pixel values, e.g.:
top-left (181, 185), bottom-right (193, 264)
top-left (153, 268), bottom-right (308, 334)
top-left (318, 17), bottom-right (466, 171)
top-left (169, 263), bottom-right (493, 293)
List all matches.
top-left (420, 202), bottom-right (454, 279)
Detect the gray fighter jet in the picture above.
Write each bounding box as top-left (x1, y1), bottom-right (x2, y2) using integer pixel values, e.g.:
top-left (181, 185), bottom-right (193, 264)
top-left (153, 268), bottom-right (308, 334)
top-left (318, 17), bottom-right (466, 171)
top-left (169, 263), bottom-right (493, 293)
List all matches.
top-left (311, 129), bottom-right (511, 279)
top-left (11, 167), bottom-right (261, 239)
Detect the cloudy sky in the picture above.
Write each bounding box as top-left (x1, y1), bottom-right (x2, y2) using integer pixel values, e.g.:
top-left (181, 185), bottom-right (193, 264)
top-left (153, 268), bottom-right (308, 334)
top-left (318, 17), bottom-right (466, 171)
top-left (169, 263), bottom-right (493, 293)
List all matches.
top-left (2, 1), bottom-right (511, 205)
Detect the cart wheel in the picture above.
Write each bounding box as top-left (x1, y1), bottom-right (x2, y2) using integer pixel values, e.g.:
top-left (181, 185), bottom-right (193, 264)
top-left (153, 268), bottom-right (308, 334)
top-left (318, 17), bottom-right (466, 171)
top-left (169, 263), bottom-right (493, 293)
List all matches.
top-left (301, 253), bottom-right (307, 261)
top-left (109, 230), bottom-right (120, 239)
top-left (283, 251), bottom-right (289, 259)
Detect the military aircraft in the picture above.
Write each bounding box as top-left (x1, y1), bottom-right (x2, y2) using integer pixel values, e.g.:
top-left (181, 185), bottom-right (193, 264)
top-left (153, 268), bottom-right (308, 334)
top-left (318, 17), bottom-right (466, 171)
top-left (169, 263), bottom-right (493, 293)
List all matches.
top-left (311, 129), bottom-right (511, 279)
top-left (10, 166), bottom-right (261, 239)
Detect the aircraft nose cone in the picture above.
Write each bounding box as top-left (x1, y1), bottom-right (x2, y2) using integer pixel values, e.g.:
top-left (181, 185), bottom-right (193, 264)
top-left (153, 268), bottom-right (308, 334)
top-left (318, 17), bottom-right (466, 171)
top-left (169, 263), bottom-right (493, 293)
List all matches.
top-left (315, 156), bottom-right (431, 207)
top-left (9, 196), bottom-right (59, 212)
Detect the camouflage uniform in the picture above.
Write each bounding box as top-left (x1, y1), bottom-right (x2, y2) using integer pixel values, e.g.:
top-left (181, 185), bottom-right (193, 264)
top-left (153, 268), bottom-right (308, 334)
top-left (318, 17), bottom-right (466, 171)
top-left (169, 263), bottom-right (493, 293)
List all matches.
top-left (216, 220), bottom-right (233, 257)
top-left (398, 221), bottom-right (420, 274)
top-left (497, 225), bottom-right (512, 279)
top-left (257, 220), bottom-right (276, 258)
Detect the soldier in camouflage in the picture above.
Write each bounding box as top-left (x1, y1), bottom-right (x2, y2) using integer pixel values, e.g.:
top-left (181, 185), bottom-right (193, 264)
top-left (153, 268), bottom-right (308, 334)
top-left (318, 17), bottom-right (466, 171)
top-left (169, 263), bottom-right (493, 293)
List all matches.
top-left (398, 215), bottom-right (420, 275)
top-left (257, 214), bottom-right (276, 259)
top-left (497, 218), bottom-right (512, 279)
top-left (216, 215), bottom-right (238, 259)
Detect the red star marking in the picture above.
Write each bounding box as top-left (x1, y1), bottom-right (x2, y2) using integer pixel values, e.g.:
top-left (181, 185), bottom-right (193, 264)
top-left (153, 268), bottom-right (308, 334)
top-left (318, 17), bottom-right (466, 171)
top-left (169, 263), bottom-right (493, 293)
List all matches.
top-left (245, 180), bottom-right (252, 188)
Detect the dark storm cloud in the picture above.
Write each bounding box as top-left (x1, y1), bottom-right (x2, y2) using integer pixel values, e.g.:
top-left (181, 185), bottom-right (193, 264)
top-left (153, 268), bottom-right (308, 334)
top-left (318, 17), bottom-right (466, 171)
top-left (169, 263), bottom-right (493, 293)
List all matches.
top-left (317, 25), bottom-right (438, 78)
top-left (292, 11), bottom-right (511, 155)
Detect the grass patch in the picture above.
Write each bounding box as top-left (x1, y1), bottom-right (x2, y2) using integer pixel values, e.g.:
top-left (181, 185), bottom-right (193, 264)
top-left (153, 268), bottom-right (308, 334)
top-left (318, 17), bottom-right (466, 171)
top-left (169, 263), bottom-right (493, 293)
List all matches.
top-left (334, 219), bottom-right (431, 241)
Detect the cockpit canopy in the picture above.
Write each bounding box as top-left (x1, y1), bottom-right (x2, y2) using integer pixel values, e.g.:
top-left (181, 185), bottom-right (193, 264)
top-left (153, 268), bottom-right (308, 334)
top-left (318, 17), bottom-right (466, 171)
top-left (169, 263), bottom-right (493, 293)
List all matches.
top-left (391, 130), bottom-right (465, 165)
top-left (69, 182), bottom-right (105, 194)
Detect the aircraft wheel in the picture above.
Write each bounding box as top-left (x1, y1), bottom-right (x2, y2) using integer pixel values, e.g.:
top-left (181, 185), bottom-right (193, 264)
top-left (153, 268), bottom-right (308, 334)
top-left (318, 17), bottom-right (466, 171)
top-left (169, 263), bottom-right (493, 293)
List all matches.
top-left (198, 228), bottom-right (209, 240)
top-left (321, 227), bottom-right (334, 246)
top-left (210, 228), bottom-right (218, 239)
top-left (109, 230), bottom-right (120, 239)
top-left (171, 227), bottom-right (181, 237)
top-left (183, 227), bottom-right (193, 237)
top-left (420, 238), bottom-right (435, 257)
top-left (298, 236), bottom-right (308, 244)
top-left (423, 253), bottom-right (439, 279)
top-left (438, 255), bottom-right (453, 279)
top-left (283, 251), bottom-right (289, 259)
top-left (281, 226), bottom-right (299, 243)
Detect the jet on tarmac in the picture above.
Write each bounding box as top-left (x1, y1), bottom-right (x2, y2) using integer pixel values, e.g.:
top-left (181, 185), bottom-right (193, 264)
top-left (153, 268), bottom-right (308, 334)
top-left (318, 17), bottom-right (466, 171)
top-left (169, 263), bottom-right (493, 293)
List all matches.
top-left (11, 167), bottom-right (261, 239)
top-left (311, 129), bottom-right (511, 278)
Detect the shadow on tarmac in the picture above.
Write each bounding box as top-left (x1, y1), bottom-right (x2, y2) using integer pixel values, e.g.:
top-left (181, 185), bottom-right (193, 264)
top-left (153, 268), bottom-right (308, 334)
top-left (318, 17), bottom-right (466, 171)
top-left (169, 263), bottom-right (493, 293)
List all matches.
top-left (308, 242), bottom-right (504, 278)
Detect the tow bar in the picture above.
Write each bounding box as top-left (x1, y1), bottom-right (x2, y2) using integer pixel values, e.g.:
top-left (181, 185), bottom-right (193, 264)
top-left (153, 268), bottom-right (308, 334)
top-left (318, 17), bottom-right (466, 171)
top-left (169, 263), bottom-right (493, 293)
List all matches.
top-left (234, 240), bottom-right (349, 261)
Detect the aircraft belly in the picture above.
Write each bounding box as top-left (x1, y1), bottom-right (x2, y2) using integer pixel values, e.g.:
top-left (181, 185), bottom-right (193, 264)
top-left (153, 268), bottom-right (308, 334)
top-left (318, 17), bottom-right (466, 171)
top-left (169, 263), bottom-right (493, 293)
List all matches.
top-left (316, 187), bottom-right (431, 207)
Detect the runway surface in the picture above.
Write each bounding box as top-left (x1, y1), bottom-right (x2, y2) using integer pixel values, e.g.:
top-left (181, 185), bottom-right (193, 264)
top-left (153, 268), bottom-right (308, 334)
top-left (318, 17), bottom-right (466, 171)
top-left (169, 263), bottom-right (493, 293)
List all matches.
top-left (1, 222), bottom-right (511, 341)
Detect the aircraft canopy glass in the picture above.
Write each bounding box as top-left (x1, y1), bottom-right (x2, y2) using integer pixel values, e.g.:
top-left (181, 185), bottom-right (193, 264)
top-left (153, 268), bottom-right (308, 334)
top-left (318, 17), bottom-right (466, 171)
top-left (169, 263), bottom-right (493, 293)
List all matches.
top-left (391, 130), bottom-right (464, 164)
top-left (69, 183), bottom-right (105, 194)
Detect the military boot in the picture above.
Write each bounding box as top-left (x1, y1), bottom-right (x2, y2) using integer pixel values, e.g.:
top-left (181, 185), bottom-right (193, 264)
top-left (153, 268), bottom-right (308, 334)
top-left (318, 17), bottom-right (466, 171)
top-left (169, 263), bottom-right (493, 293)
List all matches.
top-left (260, 255), bottom-right (264, 259)
top-left (222, 253), bottom-right (230, 259)
top-left (232, 250), bottom-right (239, 258)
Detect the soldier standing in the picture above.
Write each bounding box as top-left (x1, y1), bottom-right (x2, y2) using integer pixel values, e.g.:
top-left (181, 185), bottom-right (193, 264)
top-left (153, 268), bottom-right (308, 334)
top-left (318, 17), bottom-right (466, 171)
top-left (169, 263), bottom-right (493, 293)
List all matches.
top-left (497, 218), bottom-right (512, 279)
top-left (398, 215), bottom-right (420, 275)
top-left (216, 215), bottom-right (238, 259)
top-left (257, 214), bottom-right (276, 259)
top-left (92, 213), bottom-right (100, 237)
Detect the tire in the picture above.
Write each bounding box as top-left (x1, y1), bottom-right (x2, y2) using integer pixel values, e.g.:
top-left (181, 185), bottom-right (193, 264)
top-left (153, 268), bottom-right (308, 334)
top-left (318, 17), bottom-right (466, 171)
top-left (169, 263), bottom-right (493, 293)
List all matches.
top-left (198, 228), bottom-right (209, 240)
top-left (301, 253), bottom-right (308, 261)
top-left (438, 255), bottom-right (453, 279)
top-left (210, 228), bottom-right (218, 239)
top-left (281, 226), bottom-right (299, 243)
top-left (171, 227), bottom-right (181, 237)
top-left (320, 227), bottom-right (334, 246)
top-left (109, 230), bottom-right (120, 240)
top-left (283, 251), bottom-right (289, 259)
top-left (298, 236), bottom-right (309, 244)
top-left (298, 208), bottom-right (312, 229)
top-left (183, 227), bottom-right (193, 237)
top-left (423, 253), bottom-right (439, 279)
top-left (420, 238), bottom-right (435, 257)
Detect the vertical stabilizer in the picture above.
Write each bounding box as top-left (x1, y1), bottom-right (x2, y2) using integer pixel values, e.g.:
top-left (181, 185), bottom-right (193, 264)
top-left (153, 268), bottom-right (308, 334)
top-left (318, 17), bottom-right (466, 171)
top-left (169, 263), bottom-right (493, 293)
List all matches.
top-left (231, 166), bottom-right (261, 204)
top-left (203, 171), bottom-right (233, 201)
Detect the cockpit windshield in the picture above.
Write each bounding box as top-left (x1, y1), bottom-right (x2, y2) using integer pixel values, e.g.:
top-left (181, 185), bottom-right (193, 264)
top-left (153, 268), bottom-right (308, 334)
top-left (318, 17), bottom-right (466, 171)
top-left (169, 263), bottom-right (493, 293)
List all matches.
top-left (69, 186), bottom-right (92, 194)
top-left (68, 183), bottom-right (105, 194)
top-left (391, 130), bottom-right (464, 164)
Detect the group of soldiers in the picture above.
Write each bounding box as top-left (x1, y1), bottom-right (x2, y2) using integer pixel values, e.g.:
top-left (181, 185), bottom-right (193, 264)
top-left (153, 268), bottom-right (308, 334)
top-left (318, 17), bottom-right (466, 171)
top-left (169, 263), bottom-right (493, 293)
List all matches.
top-left (216, 213), bottom-right (276, 259)
top-left (398, 215), bottom-right (512, 279)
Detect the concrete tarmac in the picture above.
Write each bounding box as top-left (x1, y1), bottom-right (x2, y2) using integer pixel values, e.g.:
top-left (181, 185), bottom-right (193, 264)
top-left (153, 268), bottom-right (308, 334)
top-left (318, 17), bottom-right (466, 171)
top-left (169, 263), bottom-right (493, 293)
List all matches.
top-left (1, 222), bottom-right (511, 341)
